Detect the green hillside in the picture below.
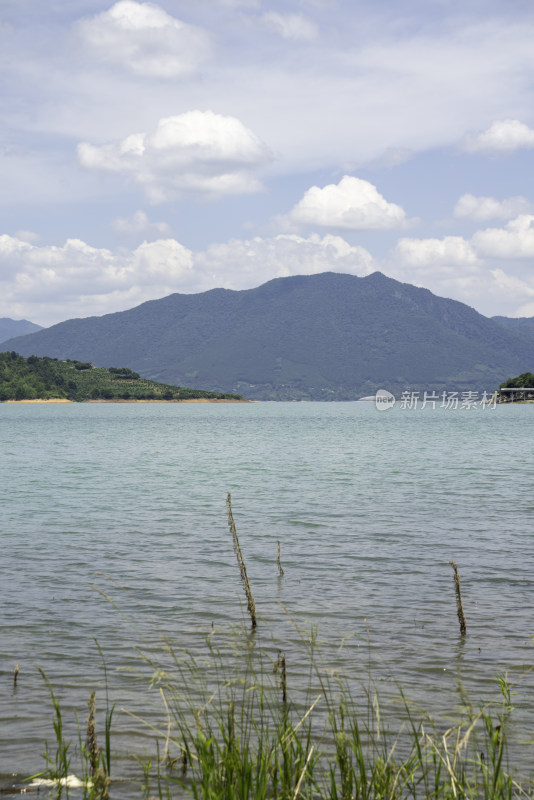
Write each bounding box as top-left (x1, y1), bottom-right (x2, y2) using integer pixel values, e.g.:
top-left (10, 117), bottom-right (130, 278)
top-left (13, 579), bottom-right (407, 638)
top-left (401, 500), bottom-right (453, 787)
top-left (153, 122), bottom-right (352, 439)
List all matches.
top-left (0, 352), bottom-right (243, 402)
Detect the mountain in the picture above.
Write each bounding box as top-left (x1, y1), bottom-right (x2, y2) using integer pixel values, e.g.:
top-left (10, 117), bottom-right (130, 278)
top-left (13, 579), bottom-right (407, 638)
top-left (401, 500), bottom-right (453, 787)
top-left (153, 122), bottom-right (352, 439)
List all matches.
top-left (0, 317), bottom-right (43, 345)
top-left (3, 272), bottom-right (533, 399)
top-left (492, 315), bottom-right (534, 337)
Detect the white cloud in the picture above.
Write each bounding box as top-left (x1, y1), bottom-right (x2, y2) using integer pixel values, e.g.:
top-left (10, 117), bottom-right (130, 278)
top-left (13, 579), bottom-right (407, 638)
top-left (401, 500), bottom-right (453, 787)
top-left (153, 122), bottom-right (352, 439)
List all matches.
top-left (11, 11), bottom-right (534, 177)
top-left (286, 176), bottom-right (410, 230)
top-left (472, 215), bottom-right (534, 258)
top-left (488, 268), bottom-right (534, 305)
top-left (382, 233), bottom-right (534, 318)
top-left (0, 232), bottom-right (375, 325)
top-left (398, 215), bottom-right (534, 268)
top-left (196, 233), bottom-right (375, 287)
top-left (3, 225), bottom-right (534, 326)
top-left (77, 110), bottom-right (272, 201)
top-left (453, 193), bottom-right (533, 221)
top-left (112, 210), bottom-right (170, 236)
top-left (14, 230), bottom-right (41, 244)
top-left (78, 0), bottom-right (210, 78)
top-left (261, 12), bottom-right (318, 41)
top-left (515, 301), bottom-right (534, 317)
top-left (395, 236), bottom-right (479, 269)
top-left (463, 119), bottom-right (534, 154)
top-left (384, 227), bottom-right (534, 317)
top-left (0, 234), bottom-right (195, 324)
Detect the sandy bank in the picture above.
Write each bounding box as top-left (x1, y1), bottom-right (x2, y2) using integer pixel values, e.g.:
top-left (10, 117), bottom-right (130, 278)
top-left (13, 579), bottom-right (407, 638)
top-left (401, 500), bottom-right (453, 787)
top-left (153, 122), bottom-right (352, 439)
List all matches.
top-left (5, 398), bottom-right (72, 403)
top-left (86, 398), bottom-right (249, 403)
top-left (4, 397), bottom-right (249, 404)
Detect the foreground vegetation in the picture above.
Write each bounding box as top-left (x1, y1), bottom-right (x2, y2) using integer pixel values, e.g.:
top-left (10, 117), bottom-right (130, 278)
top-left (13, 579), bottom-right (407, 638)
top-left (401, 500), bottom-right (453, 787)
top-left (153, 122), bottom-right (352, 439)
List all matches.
top-left (31, 622), bottom-right (534, 800)
top-left (22, 498), bottom-right (534, 799)
top-left (0, 352), bottom-right (243, 402)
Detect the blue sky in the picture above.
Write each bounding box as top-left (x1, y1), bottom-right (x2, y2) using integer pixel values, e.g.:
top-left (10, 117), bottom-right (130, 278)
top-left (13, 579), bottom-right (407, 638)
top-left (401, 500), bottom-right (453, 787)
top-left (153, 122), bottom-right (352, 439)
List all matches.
top-left (2, 0), bottom-right (534, 325)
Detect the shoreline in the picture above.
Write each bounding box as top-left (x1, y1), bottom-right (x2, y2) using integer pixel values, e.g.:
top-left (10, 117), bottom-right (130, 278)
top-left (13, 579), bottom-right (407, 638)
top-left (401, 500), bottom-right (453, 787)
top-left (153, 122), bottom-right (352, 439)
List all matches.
top-left (4, 397), bottom-right (249, 403)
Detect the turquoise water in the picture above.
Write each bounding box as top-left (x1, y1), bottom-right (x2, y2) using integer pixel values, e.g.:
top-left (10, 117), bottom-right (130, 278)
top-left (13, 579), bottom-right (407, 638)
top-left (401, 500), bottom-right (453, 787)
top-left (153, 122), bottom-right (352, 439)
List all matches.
top-left (1, 402), bottom-right (533, 791)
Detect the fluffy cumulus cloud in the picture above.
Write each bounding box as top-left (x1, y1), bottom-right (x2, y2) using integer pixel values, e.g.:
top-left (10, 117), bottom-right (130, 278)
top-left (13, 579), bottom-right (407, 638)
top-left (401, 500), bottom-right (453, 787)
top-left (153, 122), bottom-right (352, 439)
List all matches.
top-left (472, 215), bottom-right (534, 258)
top-left (77, 111), bottom-right (272, 201)
top-left (286, 176), bottom-right (410, 230)
top-left (488, 269), bottom-right (534, 305)
top-left (397, 216), bottom-right (534, 266)
top-left (261, 12), bottom-right (318, 41)
top-left (0, 234), bottom-right (195, 324)
top-left (78, 0), bottom-right (210, 78)
top-left (386, 226), bottom-right (534, 316)
top-left (196, 233), bottom-right (375, 287)
top-left (453, 194), bottom-right (533, 221)
top-left (463, 120), bottom-right (534, 154)
top-left (395, 236), bottom-right (479, 269)
top-left (0, 232), bottom-right (375, 325)
top-left (112, 210), bottom-right (170, 236)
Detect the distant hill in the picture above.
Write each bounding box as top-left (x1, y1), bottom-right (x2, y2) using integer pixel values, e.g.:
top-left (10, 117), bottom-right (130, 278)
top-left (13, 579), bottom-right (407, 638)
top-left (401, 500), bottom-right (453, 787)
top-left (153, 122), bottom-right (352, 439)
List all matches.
top-left (0, 353), bottom-right (243, 402)
top-left (492, 315), bottom-right (534, 337)
top-left (0, 317), bottom-right (43, 344)
top-left (3, 272), bottom-right (533, 399)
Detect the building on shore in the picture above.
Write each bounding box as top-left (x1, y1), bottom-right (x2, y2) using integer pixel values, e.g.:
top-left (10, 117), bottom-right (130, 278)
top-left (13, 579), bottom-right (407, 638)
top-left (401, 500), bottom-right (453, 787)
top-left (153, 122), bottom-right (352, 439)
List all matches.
top-left (499, 387), bottom-right (534, 402)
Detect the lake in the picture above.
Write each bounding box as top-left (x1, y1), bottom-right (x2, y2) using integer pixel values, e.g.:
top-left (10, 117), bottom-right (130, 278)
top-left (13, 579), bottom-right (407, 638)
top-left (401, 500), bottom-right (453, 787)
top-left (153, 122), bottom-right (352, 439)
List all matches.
top-left (1, 401), bottom-right (533, 794)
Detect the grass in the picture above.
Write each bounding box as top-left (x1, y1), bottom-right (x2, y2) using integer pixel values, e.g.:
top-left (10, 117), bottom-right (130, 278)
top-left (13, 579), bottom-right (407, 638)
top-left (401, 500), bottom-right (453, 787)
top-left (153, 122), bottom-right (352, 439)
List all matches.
top-left (29, 499), bottom-right (534, 799)
top-left (30, 649), bottom-right (114, 799)
top-left (133, 620), bottom-right (533, 800)
top-left (32, 617), bottom-right (534, 800)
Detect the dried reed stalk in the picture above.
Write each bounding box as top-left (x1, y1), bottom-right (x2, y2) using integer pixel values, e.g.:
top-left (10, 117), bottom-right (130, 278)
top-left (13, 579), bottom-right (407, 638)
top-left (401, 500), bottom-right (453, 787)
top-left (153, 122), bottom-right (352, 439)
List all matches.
top-left (86, 690), bottom-right (99, 776)
top-left (449, 561), bottom-right (466, 635)
top-left (226, 492), bottom-right (257, 630)
top-left (277, 540), bottom-right (285, 577)
top-left (274, 650), bottom-right (287, 705)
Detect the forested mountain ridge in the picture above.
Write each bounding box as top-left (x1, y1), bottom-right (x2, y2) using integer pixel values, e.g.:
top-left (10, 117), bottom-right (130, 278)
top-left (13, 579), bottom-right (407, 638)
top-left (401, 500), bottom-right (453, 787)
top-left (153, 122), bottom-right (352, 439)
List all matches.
top-left (492, 315), bottom-right (534, 338)
top-left (3, 272), bottom-right (533, 400)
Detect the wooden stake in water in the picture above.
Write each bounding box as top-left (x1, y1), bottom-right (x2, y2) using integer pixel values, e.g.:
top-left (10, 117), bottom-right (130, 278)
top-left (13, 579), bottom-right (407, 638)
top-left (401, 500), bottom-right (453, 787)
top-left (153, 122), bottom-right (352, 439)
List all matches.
top-left (277, 540), bottom-right (285, 577)
top-left (449, 560), bottom-right (467, 635)
top-left (13, 664), bottom-right (19, 689)
top-left (226, 492), bottom-right (257, 630)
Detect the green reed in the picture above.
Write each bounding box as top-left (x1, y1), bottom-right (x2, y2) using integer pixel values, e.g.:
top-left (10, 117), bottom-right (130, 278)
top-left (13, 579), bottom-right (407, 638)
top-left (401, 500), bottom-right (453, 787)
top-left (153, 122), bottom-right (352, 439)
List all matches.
top-left (36, 667), bottom-right (72, 790)
top-left (30, 499), bottom-right (534, 799)
top-left (33, 614), bottom-right (534, 799)
top-left (32, 664), bottom-right (114, 799)
top-left (133, 619), bottom-right (533, 800)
